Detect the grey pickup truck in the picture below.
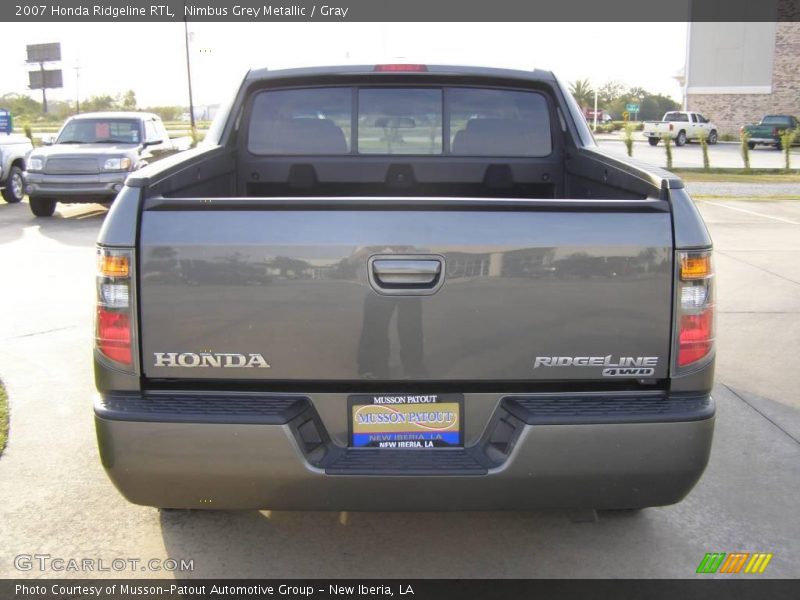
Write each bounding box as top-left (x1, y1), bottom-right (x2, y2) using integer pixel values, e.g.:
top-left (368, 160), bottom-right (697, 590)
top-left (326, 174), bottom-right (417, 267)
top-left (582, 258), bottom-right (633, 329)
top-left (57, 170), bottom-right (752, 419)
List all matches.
top-left (24, 111), bottom-right (184, 217)
top-left (94, 65), bottom-right (716, 511)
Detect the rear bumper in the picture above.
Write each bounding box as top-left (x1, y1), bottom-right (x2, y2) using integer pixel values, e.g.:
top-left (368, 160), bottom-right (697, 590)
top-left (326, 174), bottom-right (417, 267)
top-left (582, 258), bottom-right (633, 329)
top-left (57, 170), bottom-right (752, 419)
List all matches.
top-left (94, 391), bottom-right (715, 510)
top-left (23, 171), bottom-right (127, 200)
top-left (748, 137), bottom-right (778, 145)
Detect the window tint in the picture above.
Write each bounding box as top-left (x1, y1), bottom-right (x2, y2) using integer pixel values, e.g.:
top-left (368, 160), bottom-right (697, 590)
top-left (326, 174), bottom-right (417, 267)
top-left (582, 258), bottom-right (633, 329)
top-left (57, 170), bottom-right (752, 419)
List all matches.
top-left (144, 120), bottom-right (160, 143)
top-left (449, 89), bottom-right (552, 156)
top-left (762, 116), bottom-right (791, 126)
top-left (156, 120), bottom-right (170, 143)
top-left (248, 88), bottom-right (352, 154)
top-left (664, 112), bottom-right (689, 122)
top-left (57, 119), bottom-right (140, 144)
top-left (357, 89), bottom-right (442, 154)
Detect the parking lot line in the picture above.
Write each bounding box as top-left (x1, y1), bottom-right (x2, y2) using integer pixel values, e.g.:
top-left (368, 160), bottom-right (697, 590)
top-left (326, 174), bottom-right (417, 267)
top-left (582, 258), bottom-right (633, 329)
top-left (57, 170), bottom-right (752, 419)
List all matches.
top-left (702, 201), bottom-right (800, 225)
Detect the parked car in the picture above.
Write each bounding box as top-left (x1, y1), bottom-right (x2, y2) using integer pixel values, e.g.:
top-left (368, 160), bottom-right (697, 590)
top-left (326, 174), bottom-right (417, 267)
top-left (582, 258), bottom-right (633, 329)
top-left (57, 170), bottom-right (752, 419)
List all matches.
top-left (23, 112), bottom-right (186, 217)
top-left (742, 115), bottom-right (799, 150)
top-left (94, 64), bottom-right (715, 512)
top-left (643, 111), bottom-right (718, 146)
top-left (0, 133), bottom-right (33, 204)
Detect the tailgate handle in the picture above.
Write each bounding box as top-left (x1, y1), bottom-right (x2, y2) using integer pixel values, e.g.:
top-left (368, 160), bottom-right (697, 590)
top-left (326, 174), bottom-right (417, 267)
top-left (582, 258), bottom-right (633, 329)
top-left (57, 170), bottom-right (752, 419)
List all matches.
top-left (369, 256), bottom-right (445, 295)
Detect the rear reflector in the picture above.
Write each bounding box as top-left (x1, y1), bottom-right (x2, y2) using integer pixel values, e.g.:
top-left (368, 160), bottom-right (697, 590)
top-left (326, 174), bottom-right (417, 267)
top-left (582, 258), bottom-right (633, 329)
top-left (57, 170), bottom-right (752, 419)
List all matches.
top-left (681, 254), bottom-right (712, 280)
top-left (675, 249), bottom-right (715, 370)
top-left (678, 309), bottom-right (714, 367)
top-left (96, 247), bottom-right (135, 369)
top-left (374, 64), bottom-right (428, 72)
top-left (97, 307), bottom-right (132, 365)
top-left (99, 254), bottom-right (129, 278)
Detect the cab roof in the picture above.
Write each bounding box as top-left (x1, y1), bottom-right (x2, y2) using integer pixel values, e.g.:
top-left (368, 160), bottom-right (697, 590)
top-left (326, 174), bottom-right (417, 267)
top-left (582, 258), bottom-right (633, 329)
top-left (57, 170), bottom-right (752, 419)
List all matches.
top-left (245, 64), bottom-right (556, 84)
top-left (67, 111), bottom-right (158, 121)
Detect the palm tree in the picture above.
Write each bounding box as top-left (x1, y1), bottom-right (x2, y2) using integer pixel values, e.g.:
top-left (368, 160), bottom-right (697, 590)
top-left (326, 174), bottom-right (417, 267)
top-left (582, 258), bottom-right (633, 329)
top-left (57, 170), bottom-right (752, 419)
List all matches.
top-left (569, 79), bottom-right (594, 108)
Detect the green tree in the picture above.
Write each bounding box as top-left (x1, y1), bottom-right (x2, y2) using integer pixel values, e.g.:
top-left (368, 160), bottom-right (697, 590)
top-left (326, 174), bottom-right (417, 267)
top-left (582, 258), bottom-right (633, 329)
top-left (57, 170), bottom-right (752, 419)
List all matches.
top-left (144, 106), bottom-right (184, 121)
top-left (569, 79), bottom-right (594, 108)
top-left (598, 81), bottom-right (625, 105)
top-left (118, 90), bottom-right (137, 110)
top-left (0, 93), bottom-right (41, 121)
top-left (81, 95), bottom-right (116, 112)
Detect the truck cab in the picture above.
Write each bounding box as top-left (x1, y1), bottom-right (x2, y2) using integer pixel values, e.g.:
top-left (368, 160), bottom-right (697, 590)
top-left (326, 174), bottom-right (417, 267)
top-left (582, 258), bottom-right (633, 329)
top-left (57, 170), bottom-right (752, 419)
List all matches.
top-left (23, 111), bottom-right (182, 217)
top-left (643, 111), bottom-right (718, 146)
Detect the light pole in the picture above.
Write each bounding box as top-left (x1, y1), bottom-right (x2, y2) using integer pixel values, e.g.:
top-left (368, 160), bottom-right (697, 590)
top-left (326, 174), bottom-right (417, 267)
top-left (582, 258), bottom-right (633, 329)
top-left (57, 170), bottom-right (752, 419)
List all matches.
top-left (184, 17), bottom-right (196, 131)
top-left (74, 59), bottom-right (81, 114)
top-left (593, 87), bottom-right (598, 132)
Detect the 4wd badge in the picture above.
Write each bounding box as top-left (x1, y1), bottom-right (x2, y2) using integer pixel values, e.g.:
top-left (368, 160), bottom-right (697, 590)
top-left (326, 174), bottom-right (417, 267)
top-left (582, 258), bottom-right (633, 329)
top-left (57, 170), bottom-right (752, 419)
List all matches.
top-left (534, 355), bottom-right (658, 377)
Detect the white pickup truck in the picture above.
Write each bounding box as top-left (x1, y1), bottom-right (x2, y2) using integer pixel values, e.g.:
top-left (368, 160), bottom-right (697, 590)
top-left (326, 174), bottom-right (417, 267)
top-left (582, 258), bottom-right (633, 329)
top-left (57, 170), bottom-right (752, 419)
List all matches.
top-left (643, 111), bottom-right (718, 147)
top-left (0, 133), bottom-right (33, 204)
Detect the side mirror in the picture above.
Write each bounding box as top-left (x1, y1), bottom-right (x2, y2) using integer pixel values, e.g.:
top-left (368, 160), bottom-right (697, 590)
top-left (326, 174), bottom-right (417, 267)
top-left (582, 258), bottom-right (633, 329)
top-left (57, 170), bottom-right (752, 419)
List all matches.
top-left (41, 134), bottom-right (55, 146)
top-left (143, 139), bottom-right (164, 147)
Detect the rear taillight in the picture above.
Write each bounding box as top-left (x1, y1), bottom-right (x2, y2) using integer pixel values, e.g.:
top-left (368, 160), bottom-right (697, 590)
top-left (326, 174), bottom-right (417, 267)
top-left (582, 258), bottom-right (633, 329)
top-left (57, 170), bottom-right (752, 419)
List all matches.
top-left (675, 250), bottom-right (715, 369)
top-left (772, 128), bottom-right (779, 136)
top-left (96, 247), bottom-right (134, 367)
top-left (373, 64), bottom-right (428, 72)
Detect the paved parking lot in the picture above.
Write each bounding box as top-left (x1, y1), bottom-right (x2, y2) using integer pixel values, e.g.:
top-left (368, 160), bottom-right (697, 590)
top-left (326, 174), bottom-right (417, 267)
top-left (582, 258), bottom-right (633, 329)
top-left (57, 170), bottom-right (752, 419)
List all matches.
top-left (598, 137), bottom-right (800, 169)
top-left (0, 194), bottom-right (798, 579)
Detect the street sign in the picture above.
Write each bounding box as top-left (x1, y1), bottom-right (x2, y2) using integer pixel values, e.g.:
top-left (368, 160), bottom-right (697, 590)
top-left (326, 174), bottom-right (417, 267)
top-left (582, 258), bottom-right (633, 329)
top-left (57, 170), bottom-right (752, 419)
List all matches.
top-left (26, 43), bottom-right (61, 63)
top-left (626, 103), bottom-right (640, 112)
top-left (0, 109), bottom-right (12, 134)
top-left (29, 69), bottom-right (63, 90)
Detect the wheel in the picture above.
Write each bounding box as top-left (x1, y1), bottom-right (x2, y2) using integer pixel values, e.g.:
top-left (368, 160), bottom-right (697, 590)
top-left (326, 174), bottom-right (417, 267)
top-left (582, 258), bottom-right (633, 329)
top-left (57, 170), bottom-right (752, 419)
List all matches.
top-left (775, 140), bottom-right (783, 151)
top-left (29, 197), bottom-right (57, 217)
top-left (675, 130), bottom-right (687, 146)
top-left (708, 130), bottom-right (718, 145)
top-left (648, 137), bottom-right (659, 146)
top-left (747, 141), bottom-right (756, 150)
top-left (1, 165), bottom-right (24, 203)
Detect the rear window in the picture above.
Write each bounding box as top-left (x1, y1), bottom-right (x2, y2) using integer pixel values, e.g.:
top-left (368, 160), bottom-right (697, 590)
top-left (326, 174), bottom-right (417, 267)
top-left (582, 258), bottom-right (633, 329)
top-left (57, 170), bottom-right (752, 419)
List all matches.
top-left (449, 89), bottom-right (551, 156)
top-left (664, 112), bottom-right (689, 122)
top-left (248, 88), bottom-right (352, 154)
top-left (357, 88), bottom-right (442, 155)
top-left (57, 119), bottom-right (141, 144)
top-left (247, 87), bottom-right (552, 156)
top-left (762, 116), bottom-right (791, 125)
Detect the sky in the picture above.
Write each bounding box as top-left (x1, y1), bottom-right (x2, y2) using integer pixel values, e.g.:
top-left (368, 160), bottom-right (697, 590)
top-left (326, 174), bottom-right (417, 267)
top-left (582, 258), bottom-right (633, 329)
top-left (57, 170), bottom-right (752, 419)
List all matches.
top-left (0, 22), bottom-right (687, 108)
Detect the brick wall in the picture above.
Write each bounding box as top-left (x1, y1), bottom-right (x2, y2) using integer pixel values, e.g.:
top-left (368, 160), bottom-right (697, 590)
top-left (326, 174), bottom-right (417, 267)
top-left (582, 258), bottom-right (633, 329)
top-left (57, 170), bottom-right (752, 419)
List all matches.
top-left (688, 22), bottom-right (800, 137)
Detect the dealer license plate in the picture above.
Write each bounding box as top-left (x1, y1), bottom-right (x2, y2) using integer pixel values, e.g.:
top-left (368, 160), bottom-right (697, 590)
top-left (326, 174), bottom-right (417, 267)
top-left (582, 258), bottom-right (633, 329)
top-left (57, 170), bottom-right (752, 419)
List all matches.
top-left (348, 393), bottom-right (464, 449)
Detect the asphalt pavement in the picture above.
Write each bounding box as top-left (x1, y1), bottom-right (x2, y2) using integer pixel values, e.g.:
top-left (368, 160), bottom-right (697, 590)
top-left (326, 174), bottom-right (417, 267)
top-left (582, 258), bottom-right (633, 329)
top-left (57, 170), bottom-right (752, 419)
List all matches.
top-left (0, 194), bottom-right (798, 579)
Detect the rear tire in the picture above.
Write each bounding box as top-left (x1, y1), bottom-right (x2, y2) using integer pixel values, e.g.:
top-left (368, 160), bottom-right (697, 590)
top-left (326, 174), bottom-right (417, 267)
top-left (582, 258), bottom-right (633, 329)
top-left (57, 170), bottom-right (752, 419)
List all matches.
top-left (775, 141), bottom-right (783, 151)
top-left (1, 165), bottom-right (24, 203)
top-left (675, 130), bottom-right (687, 146)
top-left (747, 141), bottom-right (756, 150)
top-left (708, 130), bottom-right (718, 145)
top-left (648, 137), bottom-right (659, 146)
top-left (29, 197), bottom-right (57, 217)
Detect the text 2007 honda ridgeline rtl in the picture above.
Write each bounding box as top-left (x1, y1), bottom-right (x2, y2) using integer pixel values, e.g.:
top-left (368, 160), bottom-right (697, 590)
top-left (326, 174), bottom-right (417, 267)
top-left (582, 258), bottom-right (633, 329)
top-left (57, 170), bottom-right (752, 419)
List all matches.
top-left (94, 65), bottom-right (715, 511)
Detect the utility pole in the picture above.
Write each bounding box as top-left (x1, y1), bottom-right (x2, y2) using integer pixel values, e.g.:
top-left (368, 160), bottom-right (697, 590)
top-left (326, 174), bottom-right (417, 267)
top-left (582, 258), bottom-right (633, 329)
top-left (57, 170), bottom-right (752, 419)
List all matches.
top-left (593, 88), bottom-right (598, 132)
top-left (184, 17), bottom-right (196, 130)
top-left (74, 59), bottom-right (81, 114)
top-left (40, 63), bottom-right (48, 113)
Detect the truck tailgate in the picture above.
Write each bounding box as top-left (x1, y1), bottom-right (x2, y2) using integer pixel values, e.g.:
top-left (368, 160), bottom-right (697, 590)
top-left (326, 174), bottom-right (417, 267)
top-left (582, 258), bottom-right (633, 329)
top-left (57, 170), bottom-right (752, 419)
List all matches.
top-left (138, 197), bottom-right (674, 382)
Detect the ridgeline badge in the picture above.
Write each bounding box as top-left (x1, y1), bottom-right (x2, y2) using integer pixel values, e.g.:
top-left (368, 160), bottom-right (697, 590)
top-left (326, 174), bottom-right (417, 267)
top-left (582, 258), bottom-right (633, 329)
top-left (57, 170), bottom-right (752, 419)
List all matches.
top-left (534, 355), bottom-right (658, 377)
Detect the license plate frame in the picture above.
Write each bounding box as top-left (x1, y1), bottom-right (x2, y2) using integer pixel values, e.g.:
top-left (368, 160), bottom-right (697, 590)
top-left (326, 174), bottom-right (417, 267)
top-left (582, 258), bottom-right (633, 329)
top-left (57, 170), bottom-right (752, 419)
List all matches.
top-left (348, 393), bottom-right (464, 449)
